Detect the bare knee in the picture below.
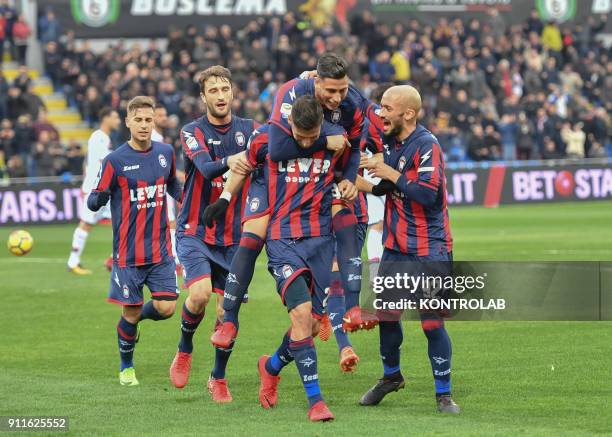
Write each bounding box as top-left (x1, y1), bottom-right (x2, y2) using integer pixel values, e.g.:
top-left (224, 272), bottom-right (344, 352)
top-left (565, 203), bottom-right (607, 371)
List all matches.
top-left (122, 306), bottom-right (142, 324)
top-left (154, 300), bottom-right (177, 318)
top-left (187, 281), bottom-right (213, 313)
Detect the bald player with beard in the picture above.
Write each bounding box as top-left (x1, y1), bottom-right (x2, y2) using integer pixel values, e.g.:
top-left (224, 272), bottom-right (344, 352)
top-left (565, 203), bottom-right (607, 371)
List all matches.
top-left (361, 85), bottom-right (459, 414)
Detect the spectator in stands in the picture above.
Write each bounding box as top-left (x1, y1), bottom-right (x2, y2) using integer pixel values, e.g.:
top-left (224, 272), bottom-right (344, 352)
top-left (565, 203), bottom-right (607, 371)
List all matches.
top-left (23, 81), bottom-right (45, 121)
top-left (369, 50), bottom-right (395, 83)
top-left (0, 9), bottom-right (6, 65)
top-left (65, 140), bottom-right (83, 175)
top-left (6, 86), bottom-right (28, 120)
top-left (32, 109), bottom-right (59, 142)
top-left (516, 112), bottom-right (535, 160)
top-left (12, 14), bottom-right (30, 64)
top-left (541, 136), bottom-right (563, 160)
top-left (38, 8), bottom-right (61, 44)
top-left (562, 122), bottom-right (586, 158)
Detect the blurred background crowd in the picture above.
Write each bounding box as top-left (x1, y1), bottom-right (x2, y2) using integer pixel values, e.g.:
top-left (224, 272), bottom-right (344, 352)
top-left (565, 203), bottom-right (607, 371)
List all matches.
top-left (0, 2), bottom-right (610, 179)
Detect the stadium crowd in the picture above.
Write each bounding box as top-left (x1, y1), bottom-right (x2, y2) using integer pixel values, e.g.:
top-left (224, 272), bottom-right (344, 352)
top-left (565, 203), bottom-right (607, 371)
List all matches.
top-left (0, 5), bottom-right (610, 178)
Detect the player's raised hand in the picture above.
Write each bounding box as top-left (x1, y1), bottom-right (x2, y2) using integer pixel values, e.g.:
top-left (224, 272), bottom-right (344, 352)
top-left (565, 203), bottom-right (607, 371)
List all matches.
top-left (204, 198), bottom-right (230, 228)
top-left (337, 179), bottom-right (358, 202)
top-left (227, 151), bottom-right (253, 175)
top-left (298, 70), bottom-right (318, 80)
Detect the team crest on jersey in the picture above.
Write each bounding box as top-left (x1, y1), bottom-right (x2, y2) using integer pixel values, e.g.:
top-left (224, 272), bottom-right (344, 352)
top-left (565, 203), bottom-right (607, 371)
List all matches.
top-left (282, 265), bottom-right (294, 279)
top-left (235, 131), bottom-right (246, 147)
top-left (250, 197), bottom-right (260, 212)
top-left (331, 109), bottom-right (341, 123)
top-left (158, 154), bottom-right (167, 168)
top-left (398, 156), bottom-right (407, 171)
top-left (280, 103), bottom-right (292, 119)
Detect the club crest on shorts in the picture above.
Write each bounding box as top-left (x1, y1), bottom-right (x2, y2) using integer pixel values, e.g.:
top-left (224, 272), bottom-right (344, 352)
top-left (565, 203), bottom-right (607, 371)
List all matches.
top-left (282, 265), bottom-right (293, 279)
top-left (331, 109), bottom-right (341, 123)
top-left (158, 154), bottom-right (167, 168)
top-left (122, 284), bottom-right (129, 299)
top-left (250, 197), bottom-right (260, 212)
top-left (398, 156), bottom-right (407, 171)
top-left (235, 131), bottom-right (246, 147)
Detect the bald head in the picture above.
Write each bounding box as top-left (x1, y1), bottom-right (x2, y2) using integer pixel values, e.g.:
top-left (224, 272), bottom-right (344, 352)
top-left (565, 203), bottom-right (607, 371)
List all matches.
top-left (379, 85), bottom-right (422, 139)
top-left (382, 85), bottom-right (422, 114)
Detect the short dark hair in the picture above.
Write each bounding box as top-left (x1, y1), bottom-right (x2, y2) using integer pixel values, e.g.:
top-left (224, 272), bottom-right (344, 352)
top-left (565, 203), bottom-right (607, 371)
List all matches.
top-left (371, 82), bottom-right (394, 105)
top-left (127, 96), bottom-right (155, 114)
top-left (291, 96), bottom-right (323, 131)
top-left (198, 65), bottom-right (232, 94)
top-left (316, 52), bottom-right (348, 80)
top-left (98, 107), bottom-right (114, 121)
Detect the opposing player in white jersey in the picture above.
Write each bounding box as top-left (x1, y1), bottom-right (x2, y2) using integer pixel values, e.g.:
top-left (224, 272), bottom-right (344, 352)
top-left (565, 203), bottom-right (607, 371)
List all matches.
top-left (151, 104), bottom-right (183, 270)
top-left (67, 108), bottom-right (120, 274)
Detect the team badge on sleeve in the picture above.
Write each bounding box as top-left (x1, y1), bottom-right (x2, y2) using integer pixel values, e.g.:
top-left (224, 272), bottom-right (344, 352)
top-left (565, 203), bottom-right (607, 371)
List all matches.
top-left (280, 103), bottom-right (292, 119)
top-left (398, 156), bottom-right (407, 171)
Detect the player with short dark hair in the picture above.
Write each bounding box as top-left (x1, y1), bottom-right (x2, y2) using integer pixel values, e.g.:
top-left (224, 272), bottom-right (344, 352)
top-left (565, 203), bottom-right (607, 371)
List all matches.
top-left (88, 96), bottom-right (183, 387)
top-left (362, 85), bottom-right (459, 414)
top-left (168, 66), bottom-right (258, 403)
top-left (67, 107), bottom-right (120, 274)
top-left (254, 96), bottom-right (354, 421)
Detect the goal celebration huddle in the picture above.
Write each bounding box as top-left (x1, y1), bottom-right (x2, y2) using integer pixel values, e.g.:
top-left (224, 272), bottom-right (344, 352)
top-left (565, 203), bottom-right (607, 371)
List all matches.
top-left (85, 53), bottom-right (457, 422)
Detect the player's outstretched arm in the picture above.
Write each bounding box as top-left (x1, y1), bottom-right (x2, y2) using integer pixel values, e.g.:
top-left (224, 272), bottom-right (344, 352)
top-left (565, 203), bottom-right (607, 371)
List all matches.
top-left (181, 127), bottom-right (232, 180)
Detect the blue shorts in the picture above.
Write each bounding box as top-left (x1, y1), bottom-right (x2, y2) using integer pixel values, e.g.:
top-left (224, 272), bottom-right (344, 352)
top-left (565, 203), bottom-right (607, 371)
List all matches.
top-left (176, 234), bottom-right (240, 296)
top-left (243, 168), bottom-right (270, 223)
top-left (377, 246), bottom-right (453, 306)
top-left (266, 235), bottom-right (334, 319)
top-left (108, 257), bottom-right (178, 306)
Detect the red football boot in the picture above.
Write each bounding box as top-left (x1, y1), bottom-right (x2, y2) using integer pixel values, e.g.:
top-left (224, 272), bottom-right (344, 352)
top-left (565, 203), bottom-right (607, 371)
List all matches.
top-left (342, 306), bottom-right (379, 332)
top-left (207, 377), bottom-right (233, 403)
top-left (169, 351), bottom-right (192, 388)
top-left (318, 313), bottom-right (331, 341)
top-left (339, 346), bottom-right (359, 373)
top-left (210, 321), bottom-right (238, 349)
top-left (308, 400), bottom-right (335, 422)
top-left (257, 355), bottom-right (280, 409)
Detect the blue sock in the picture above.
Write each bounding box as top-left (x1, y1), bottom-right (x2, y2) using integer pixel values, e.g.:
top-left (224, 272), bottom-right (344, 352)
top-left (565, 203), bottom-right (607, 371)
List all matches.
top-left (333, 208), bottom-right (362, 310)
top-left (265, 329), bottom-right (293, 376)
top-left (290, 336), bottom-right (323, 408)
top-left (223, 232), bottom-right (264, 326)
top-left (211, 337), bottom-right (234, 380)
top-left (140, 301), bottom-right (169, 321)
top-left (421, 314), bottom-right (452, 395)
top-left (327, 274), bottom-right (351, 352)
top-left (379, 321), bottom-right (403, 377)
top-left (178, 303), bottom-right (204, 353)
top-left (117, 317), bottom-right (137, 371)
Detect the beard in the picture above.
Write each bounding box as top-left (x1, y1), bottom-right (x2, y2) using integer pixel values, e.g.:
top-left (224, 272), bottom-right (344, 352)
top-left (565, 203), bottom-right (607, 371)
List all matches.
top-left (387, 121), bottom-right (403, 137)
top-left (207, 102), bottom-right (230, 119)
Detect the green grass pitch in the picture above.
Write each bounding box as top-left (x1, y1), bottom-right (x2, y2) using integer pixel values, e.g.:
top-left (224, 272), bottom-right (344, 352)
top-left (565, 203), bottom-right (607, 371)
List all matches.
top-left (2, 201), bottom-right (611, 436)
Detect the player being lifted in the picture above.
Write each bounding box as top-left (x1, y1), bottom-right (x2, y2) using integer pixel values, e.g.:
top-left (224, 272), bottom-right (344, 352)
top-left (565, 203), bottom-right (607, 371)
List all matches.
top-left (208, 53), bottom-right (378, 366)
top-left (67, 107), bottom-right (120, 274)
top-left (361, 85), bottom-right (459, 413)
top-left (168, 66), bottom-right (257, 403)
top-left (88, 96), bottom-right (183, 386)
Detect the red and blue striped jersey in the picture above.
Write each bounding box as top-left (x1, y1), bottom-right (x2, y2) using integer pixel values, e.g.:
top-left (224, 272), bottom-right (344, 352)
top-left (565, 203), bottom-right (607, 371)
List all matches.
top-left (91, 141), bottom-right (182, 267)
top-left (177, 115), bottom-right (257, 246)
top-left (382, 124), bottom-right (453, 256)
top-left (249, 122), bottom-right (348, 240)
top-left (270, 78), bottom-right (372, 157)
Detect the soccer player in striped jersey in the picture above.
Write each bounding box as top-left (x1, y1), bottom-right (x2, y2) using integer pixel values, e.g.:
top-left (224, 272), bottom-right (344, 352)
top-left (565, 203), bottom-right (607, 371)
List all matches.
top-left (361, 85), bottom-right (459, 414)
top-left (87, 96), bottom-right (183, 387)
top-left (67, 107), bottom-right (120, 275)
top-left (168, 66), bottom-right (257, 403)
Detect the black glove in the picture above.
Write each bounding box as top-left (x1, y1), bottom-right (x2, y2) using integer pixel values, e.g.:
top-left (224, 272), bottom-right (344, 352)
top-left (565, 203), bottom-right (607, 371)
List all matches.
top-left (97, 190), bottom-right (111, 205)
top-left (372, 180), bottom-right (396, 196)
top-left (204, 198), bottom-right (229, 228)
